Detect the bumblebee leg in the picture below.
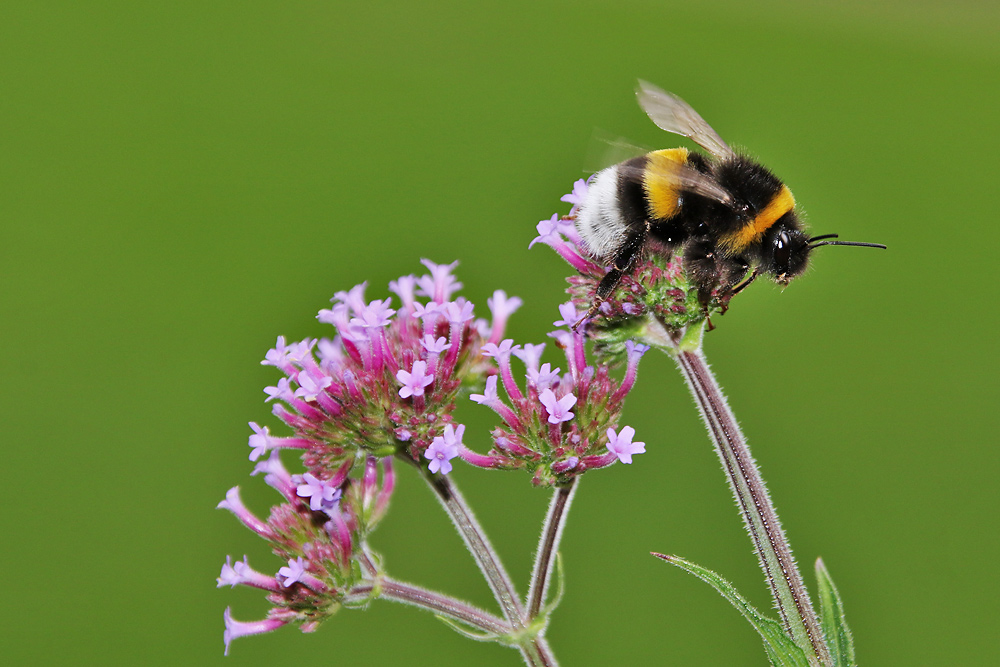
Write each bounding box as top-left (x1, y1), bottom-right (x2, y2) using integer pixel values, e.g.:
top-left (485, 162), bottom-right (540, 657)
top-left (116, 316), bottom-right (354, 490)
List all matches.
top-left (575, 227), bottom-right (647, 330)
top-left (717, 261), bottom-right (753, 314)
top-left (731, 268), bottom-right (759, 296)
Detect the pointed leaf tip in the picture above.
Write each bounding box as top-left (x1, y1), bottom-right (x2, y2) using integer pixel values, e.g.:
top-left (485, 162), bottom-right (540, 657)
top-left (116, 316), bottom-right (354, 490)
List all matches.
top-left (656, 554), bottom-right (811, 667)
top-left (815, 558), bottom-right (856, 667)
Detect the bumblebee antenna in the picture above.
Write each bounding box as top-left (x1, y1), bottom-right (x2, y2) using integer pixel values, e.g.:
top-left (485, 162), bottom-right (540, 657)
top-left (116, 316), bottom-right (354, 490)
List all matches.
top-left (809, 240), bottom-right (887, 250)
top-left (808, 234), bottom-right (840, 243)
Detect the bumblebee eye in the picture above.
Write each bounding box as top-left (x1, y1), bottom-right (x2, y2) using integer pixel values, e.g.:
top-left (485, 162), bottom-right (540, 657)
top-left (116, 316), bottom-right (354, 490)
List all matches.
top-left (774, 230), bottom-right (791, 273)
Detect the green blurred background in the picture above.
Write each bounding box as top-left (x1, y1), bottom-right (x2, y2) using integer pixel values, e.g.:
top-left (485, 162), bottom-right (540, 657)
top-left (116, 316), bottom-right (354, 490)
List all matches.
top-left (2, 1), bottom-right (997, 664)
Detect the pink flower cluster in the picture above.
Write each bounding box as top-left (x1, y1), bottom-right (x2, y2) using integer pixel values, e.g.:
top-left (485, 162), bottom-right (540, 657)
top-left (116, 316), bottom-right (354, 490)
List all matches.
top-left (464, 300), bottom-right (650, 486)
top-left (217, 259), bottom-right (650, 652)
top-left (218, 260), bottom-right (518, 652)
top-left (217, 451), bottom-right (394, 654)
top-left (254, 259), bottom-right (513, 472)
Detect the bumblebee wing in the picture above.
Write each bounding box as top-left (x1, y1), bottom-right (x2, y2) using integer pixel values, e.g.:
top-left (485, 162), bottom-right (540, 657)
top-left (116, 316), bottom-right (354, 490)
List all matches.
top-left (636, 80), bottom-right (735, 160)
top-left (583, 128), bottom-right (651, 174)
top-left (618, 159), bottom-right (734, 206)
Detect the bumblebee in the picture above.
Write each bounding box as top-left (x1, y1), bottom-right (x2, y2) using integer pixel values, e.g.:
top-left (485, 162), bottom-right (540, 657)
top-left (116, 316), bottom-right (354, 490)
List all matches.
top-left (575, 81), bottom-right (885, 319)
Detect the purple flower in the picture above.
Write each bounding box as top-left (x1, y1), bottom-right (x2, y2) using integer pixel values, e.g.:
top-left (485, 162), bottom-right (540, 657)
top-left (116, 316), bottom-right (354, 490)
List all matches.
top-left (481, 339), bottom-right (517, 359)
top-left (529, 214), bottom-right (561, 249)
top-left (261, 336), bottom-right (292, 368)
top-left (417, 259), bottom-right (462, 303)
top-left (217, 555), bottom-right (281, 592)
top-left (296, 473), bottom-right (342, 513)
top-left (553, 301), bottom-right (582, 329)
top-left (263, 377), bottom-right (294, 403)
top-left (560, 178), bottom-right (589, 206)
top-left (293, 370), bottom-right (332, 402)
top-left (425, 424), bottom-right (464, 474)
top-left (539, 389), bottom-right (576, 424)
top-left (277, 556), bottom-right (307, 587)
top-left (350, 298), bottom-right (396, 329)
top-left (420, 335), bottom-right (451, 355)
top-left (529, 363), bottom-right (561, 392)
top-left (513, 342), bottom-right (546, 373)
top-left (470, 375), bottom-right (499, 405)
top-left (606, 426), bottom-right (646, 464)
top-left (317, 303), bottom-right (366, 343)
top-left (246, 422), bottom-right (311, 462)
top-left (396, 360), bottom-right (434, 398)
top-left (223, 607), bottom-right (287, 656)
top-left (411, 300), bottom-right (446, 321)
top-left (248, 422), bottom-right (273, 461)
top-left (333, 282), bottom-right (368, 315)
top-left (217, 555), bottom-right (248, 588)
top-left (487, 290), bottom-right (522, 343)
top-left (444, 299), bottom-right (475, 325)
top-left (626, 339), bottom-right (651, 362)
top-left (388, 274), bottom-right (418, 310)
top-left (316, 337), bottom-right (345, 372)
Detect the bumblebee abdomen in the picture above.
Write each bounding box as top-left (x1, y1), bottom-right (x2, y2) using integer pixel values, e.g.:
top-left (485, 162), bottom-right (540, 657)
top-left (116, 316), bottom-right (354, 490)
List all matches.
top-left (575, 166), bottom-right (630, 260)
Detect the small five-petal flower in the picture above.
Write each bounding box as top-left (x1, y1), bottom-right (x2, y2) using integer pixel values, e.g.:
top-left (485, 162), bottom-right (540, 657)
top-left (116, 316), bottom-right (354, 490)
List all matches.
top-left (396, 360), bottom-right (434, 398)
top-left (605, 426), bottom-right (646, 464)
top-left (424, 424), bottom-right (464, 474)
top-left (539, 389), bottom-right (576, 424)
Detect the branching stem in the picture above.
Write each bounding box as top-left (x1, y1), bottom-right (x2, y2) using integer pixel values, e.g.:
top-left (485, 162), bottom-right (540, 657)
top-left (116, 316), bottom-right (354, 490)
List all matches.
top-left (349, 578), bottom-right (512, 636)
top-left (415, 462), bottom-right (559, 666)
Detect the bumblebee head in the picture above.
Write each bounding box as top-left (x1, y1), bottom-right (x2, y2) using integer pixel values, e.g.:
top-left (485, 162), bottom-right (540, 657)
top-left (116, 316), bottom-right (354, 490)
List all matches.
top-left (763, 215), bottom-right (810, 285)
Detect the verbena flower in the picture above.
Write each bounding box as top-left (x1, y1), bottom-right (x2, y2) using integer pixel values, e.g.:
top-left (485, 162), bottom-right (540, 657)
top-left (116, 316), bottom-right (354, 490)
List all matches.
top-left (460, 301), bottom-right (651, 486)
top-left (217, 259), bottom-right (650, 653)
top-left (218, 260), bottom-right (512, 653)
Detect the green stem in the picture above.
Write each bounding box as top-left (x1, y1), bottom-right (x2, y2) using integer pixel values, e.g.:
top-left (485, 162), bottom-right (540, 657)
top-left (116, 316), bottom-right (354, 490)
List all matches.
top-left (416, 465), bottom-right (560, 666)
top-left (348, 578), bottom-right (512, 636)
top-left (654, 319), bottom-right (831, 666)
top-left (527, 479), bottom-right (577, 618)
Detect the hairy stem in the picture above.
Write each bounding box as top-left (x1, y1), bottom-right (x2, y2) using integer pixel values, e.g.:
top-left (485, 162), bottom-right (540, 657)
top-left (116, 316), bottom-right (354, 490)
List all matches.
top-left (656, 319), bottom-right (830, 666)
top-left (348, 578), bottom-right (512, 636)
top-left (415, 465), bottom-right (559, 666)
top-left (421, 470), bottom-right (526, 627)
top-left (527, 479), bottom-right (577, 618)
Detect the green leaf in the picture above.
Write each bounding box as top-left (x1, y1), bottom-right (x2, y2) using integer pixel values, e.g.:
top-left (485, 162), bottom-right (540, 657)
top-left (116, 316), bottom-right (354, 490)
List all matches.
top-left (815, 558), bottom-right (856, 667)
top-left (540, 553), bottom-right (566, 617)
top-left (653, 553), bottom-right (811, 667)
top-left (433, 615), bottom-right (506, 644)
